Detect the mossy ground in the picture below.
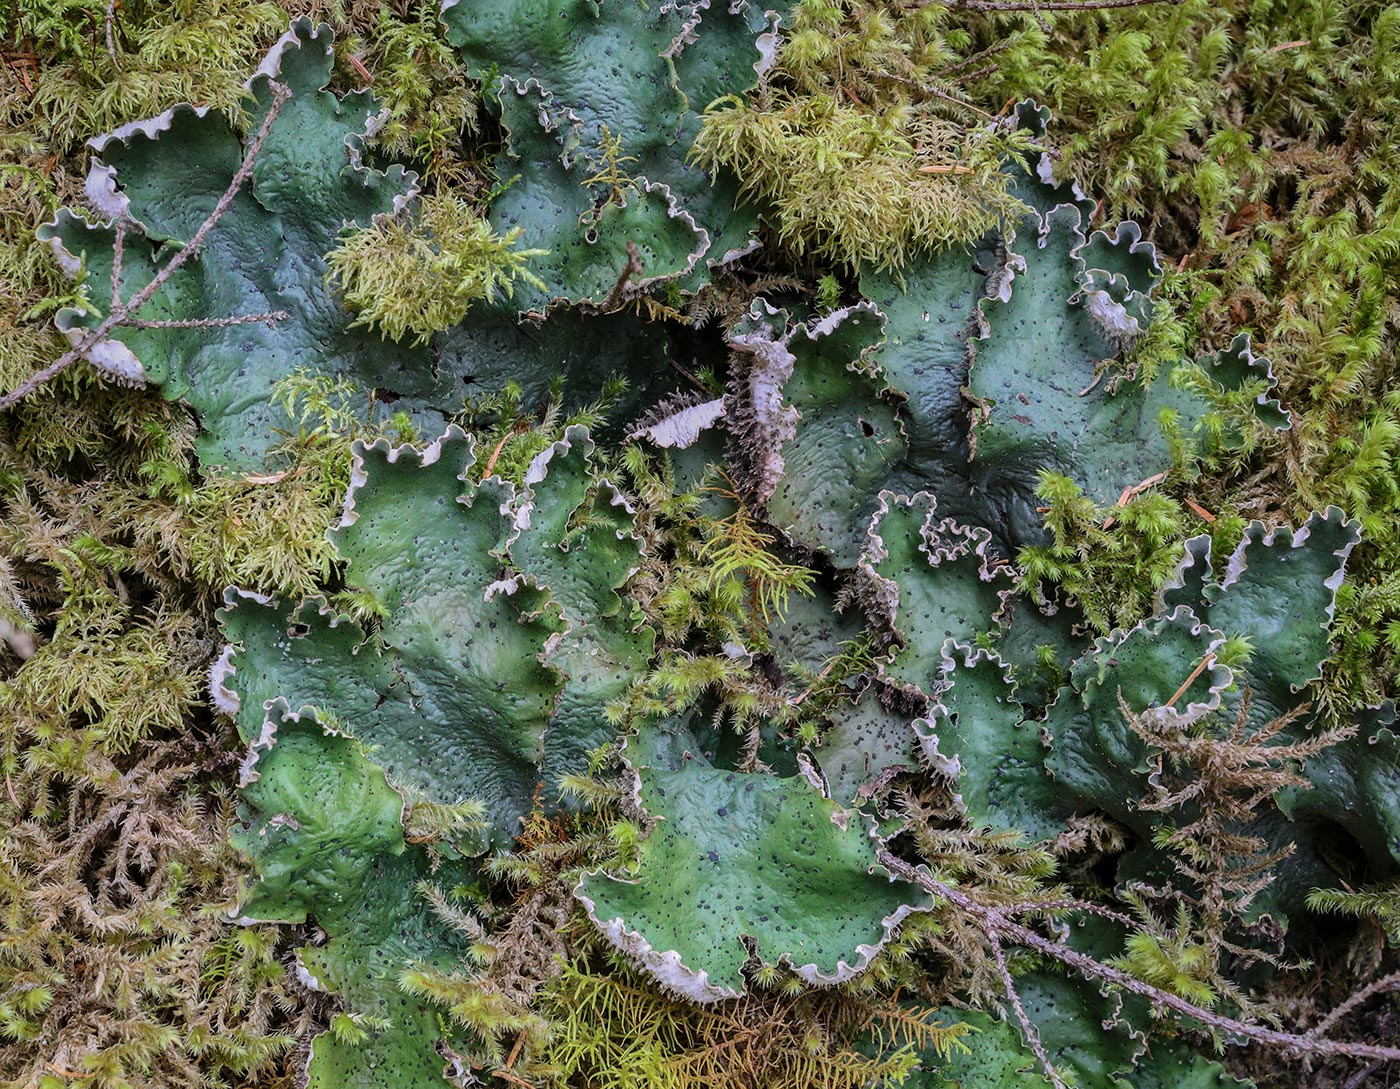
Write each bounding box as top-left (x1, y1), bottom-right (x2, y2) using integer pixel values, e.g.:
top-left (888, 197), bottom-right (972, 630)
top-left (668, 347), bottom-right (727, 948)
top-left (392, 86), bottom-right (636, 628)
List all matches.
top-left (1, 0), bottom-right (1397, 1086)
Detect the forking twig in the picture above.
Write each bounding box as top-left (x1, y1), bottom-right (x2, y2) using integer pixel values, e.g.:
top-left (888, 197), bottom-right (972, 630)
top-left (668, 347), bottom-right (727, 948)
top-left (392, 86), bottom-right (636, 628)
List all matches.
top-left (1308, 969), bottom-right (1400, 1039)
top-left (0, 80), bottom-right (293, 414)
top-left (876, 849), bottom-right (1400, 1075)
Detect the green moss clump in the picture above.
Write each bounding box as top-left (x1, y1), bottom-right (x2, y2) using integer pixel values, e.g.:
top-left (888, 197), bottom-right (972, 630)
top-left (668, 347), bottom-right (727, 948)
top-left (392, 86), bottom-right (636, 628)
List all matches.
top-left (1016, 471), bottom-right (1190, 635)
top-left (326, 192), bottom-right (546, 345)
top-left (0, 374), bottom-right (329, 1087)
top-left (691, 0), bottom-right (1031, 270)
top-left (538, 953), bottom-right (969, 1089)
top-left (350, 3), bottom-right (478, 181)
top-left (693, 95), bottom-right (1025, 271)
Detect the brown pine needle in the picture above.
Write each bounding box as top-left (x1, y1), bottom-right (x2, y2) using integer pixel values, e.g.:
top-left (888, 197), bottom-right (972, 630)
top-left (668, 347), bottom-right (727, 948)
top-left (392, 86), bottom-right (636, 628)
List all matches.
top-left (1166, 653), bottom-right (1217, 710)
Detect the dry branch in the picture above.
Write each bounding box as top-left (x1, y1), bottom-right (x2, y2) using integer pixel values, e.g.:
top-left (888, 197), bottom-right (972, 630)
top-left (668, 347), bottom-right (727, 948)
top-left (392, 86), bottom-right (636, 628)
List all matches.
top-left (876, 848), bottom-right (1400, 1066)
top-left (0, 80), bottom-right (292, 414)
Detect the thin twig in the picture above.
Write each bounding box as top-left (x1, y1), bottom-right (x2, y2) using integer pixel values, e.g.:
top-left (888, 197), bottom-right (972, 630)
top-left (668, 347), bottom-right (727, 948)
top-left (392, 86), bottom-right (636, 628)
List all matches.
top-left (599, 241), bottom-right (644, 313)
top-left (2, 50), bottom-right (38, 95)
top-left (932, 40), bottom-right (1016, 80)
top-left (0, 80), bottom-right (291, 414)
top-left (946, 63), bottom-right (1001, 84)
top-left (1308, 969), bottom-right (1400, 1038)
top-left (347, 53), bottom-right (374, 84)
top-left (791, 660), bottom-right (837, 707)
top-left (1103, 470), bottom-right (1169, 528)
top-left (104, 0), bottom-right (117, 62)
top-left (925, 81), bottom-right (997, 119)
top-left (876, 849), bottom-right (1400, 1065)
top-left (1003, 897), bottom-right (1139, 929)
top-left (1115, 471), bottom-right (1169, 508)
top-left (991, 933), bottom-right (1068, 1089)
top-left (1342, 1060), bottom-right (1385, 1089)
top-left (482, 428), bottom-right (516, 478)
top-left (504, 1030), bottom-right (527, 1070)
top-left (883, 73), bottom-right (999, 120)
top-left (668, 359), bottom-right (707, 391)
top-left (1184, 497), bottom-right (1217, 523)
top-left (110, 216), bottom-right (125, 312)
top-left (1078, 364), bottom-right (1108, 397)
top-left (129, 311), bottom-right (289, 329)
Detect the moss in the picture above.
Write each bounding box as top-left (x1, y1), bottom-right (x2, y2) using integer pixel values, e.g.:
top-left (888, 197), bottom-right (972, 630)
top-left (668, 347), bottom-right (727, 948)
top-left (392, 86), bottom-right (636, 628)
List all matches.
top-left (346, 2), bottom-right (478, 182)
top-left (3, 0), bottom-right (287, 157)
top-left (0, 6), bottom-right (334, 1084)
top-left (538, 951), bottom-right (969, 1089)
top-left (326, 192), bottom-right (546, 345)
top-left (690, 0), bottom-right (1034, 271)
top-left (692, 93), bottom-right (1027, 270)
top-left (1016, 471), bottom-right (1190, 636)
top-left (0, 375), bottom-right (322, 1087)
top-left (956, 0), bottom-right (1400, 709)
